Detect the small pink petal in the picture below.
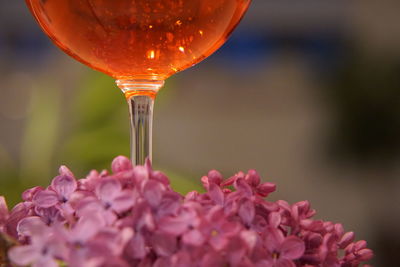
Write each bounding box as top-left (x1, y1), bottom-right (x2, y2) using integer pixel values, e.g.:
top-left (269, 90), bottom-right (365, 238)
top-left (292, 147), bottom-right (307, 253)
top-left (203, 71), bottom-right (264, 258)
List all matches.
top-left (269, 212), bottom-right (281, 228)
top-left (257, 199), bottom-right (279, 212)
top-left (265, 228), bottom-right (285, 252)
top-left (221, 175), bottom-right (236, 187)
top-left (88, 228), bottom-right (130, 256)
top-left (323, 221), bottom-right (334, 232)
top-left (143, 180), bottom-right (164, 208)
top-left (59, 165), bottom-right (74, 178)
top-left (111, 156), bottom-right (132, 173)
top-left (96, 179), bottom-right (121, 202)
top-left (0, 196), bottom-right (8, 221)
top-left (185, 191), bottom-right (198, 201)
top-left (245, 169), bottom-right (260, 187)
top-left (234, 178), bottom-right (253, 197)
top-left (291, 205), bottom-right (299, 222)
top-left (207, 206), bottom-right (225, 223)
top-left (275, 258), bottom-right (296, 267)
top-left (132, 166), bottom-right (149, 184)
top-left (152, 231), bottom-right (177, 256)
top-left (154, 257), bottom-right (171, 267)
top-left (201, 176), bottom-right (210, 190)
top-left (75, 197), bottom-right (103, 216)
top-left (112, 191), bottom-right (135, 213)
top-left (114, 228), bottom-right (134, 254)
top-left (68, 250), bottom-right (103, 267)
top-left (129, 232), bottom-right (147, 259)
top-left (256, 182), bottom-right (276, 197)
top-left (51, 175), bottom-right (77, 200)
top-left (252, 215), bottom-right (268, 232)
top-left (171, 251), bottom-right (192, 266)
top-left (32, 257), bottom-right (59, 267)
top-left (22, 186), bottom-right (43, 202)
top-left (280, 236), bottom-right (305, 260)
top-left (345, 252), bottom-right (357, 262)
top-left (158, 216), bottom-right (188, 236)
top-left (5, 203), bottom-right (31, 238)
top-left (307, 233), bottom-right (323, 249)
top-left (224, 199), bottom-right (238, 216)
top-left (104, 209), bottom-right (118, 226)
top-left (182, 229), bottom-right (205, 246)
top-left (79, 171), bottom-right (100, 191)
top-left (99, 169), bottom-right (109, 177)
top-left (355, 240), bottom-right (367, 250)
top-left (145, 157), bottom-right (153, 172)
top-left (210, 233), bottom-right (229, 251)
top-left (358, 248), bottom-right (374, 261)
top-left (207, 170), bottom-right (223, 185)
top-left (294, 200), bottom-right (310, 213)
top-left (277, 200), bottom-right (291, 211)
top-left (226, 236), bottom-right (246, 266)
top-left (208, 183), bottom-right (224, 206)
top-left (33, 190), bottom-right (58, 208)
top-left (339, 232), bottom-right (355, 249)
top-left (36, 206), bottom-right (63, 225)
top-left (8, 245), bottom-right (39, 266)
top-left (221, 221), bottom-right (241, 235)
top-left (345, 242), bottom-right (355, 253)
top-left (300, 219), bottom-right (324, 231)
top-left (151, 171), bottom-right (169, 186)
top-left (17, 216), bottom-right (47, 237)
top-left (255, 260), bottom-right (271, 267)
top-left (240, 230), bottom-right (258, 251)
top-left (133, 203), bottom-right (155, 231)
top-left (200, 251), bottom-right (226, 267)
top-left (86, 170), bottom-right (100, 180)
top-left (95, 258), bottom-right (129, 267)
top-left (238, 199), bottom-right (255, 225)
top-left (68, 190), bottom-right (95, 209)
top-left (72, 213), bottom-right (104, 243)
top-left (321, 233), bottom-right (335, 259)
top-left (157, 192), bottom-right (182, 217)
top-left (334, 223), bottom-right (345, 237)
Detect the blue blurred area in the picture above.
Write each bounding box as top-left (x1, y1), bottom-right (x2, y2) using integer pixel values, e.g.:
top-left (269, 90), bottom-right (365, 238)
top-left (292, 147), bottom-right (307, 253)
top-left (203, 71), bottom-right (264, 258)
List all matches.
top-left (213, 29), bottom-right (275, 72)
top-left (10, 31), bottom-right (52, 64)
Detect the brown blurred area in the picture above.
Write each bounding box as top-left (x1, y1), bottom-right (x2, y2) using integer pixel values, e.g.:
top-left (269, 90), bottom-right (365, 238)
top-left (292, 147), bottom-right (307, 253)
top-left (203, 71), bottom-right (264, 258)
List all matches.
top-left (1, 1), bottom-right (400, 265)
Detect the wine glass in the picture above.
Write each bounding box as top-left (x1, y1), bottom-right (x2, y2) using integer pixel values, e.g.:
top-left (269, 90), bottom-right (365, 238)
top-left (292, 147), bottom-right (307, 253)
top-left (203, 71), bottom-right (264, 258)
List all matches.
top-left (26, 0), bottom-right (251, 165)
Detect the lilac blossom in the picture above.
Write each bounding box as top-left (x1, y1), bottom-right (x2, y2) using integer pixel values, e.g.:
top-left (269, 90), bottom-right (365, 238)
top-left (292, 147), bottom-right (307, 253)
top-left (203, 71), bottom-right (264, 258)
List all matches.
top-left (263, 228), bottom-right (305, 267)
top-left (200, 206), bottom-right (242, 251)
top-left (0, 156), bottom-right (373, 267)
top-left (8, 216), bottom-right (67, 267)
top-left (0, 196), bottom-right (8, 232)
top-left (32, 166), bottom-right (77, 209)
top-left (50, 167), bottom-right (77, 203)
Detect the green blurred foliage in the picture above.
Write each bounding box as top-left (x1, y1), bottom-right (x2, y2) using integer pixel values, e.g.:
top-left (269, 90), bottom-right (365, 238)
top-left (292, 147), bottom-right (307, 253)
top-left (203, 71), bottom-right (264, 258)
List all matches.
top-left (59, 71), bottom-right (130, 173)
top-left (0, 71), bottom-right (202, 208)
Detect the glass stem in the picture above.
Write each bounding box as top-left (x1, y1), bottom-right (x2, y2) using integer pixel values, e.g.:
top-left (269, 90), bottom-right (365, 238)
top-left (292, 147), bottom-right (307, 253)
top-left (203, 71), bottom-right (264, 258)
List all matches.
top-left (116, 79), bottom-right (164, 166)
top-left (128, 95), bottom-right (154, 166)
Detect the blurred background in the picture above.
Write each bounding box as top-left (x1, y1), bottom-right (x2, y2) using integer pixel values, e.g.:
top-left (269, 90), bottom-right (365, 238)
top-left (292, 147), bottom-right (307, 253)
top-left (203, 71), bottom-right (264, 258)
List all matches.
top-left (1, 0), bottom-right (400, 265)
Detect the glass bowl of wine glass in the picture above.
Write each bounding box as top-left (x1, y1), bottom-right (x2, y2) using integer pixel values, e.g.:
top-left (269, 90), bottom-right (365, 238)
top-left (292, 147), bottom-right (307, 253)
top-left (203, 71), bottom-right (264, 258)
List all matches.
top-left (26, 0), bottom-right (251, 165)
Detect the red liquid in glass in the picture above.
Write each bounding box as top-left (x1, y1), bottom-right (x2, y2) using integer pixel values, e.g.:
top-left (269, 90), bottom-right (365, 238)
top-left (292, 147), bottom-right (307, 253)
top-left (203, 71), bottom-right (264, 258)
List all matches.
top-left (26, 0), bottom-right (251, 80)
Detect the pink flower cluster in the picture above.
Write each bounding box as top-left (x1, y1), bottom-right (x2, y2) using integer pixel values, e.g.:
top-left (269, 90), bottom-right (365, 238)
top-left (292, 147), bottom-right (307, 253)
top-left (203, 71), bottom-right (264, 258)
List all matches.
top-left (0, 156), bottom-right (373, 267)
